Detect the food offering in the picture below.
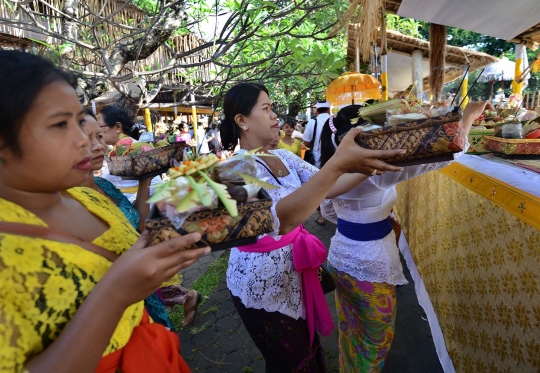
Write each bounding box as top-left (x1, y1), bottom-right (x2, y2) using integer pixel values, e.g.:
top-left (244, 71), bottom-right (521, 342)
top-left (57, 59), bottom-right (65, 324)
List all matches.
top-left (145, 151), bottom-right (276, 251)
top-left (345, 98), bottom-right (464, 166)
top-left (472, 109), bottom-right (505, 128)
top-left (106, 136), bottom-right (186, 179)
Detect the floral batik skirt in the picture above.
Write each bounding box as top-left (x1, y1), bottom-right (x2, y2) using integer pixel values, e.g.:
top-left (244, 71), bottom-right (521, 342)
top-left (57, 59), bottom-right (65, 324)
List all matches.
top-left (327, 264), bottom-right (397, 373)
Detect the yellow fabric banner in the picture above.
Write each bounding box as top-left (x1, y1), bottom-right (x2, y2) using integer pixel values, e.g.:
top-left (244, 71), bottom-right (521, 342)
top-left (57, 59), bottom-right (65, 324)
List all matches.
top-left (395, 166), bottom-right (540, 372)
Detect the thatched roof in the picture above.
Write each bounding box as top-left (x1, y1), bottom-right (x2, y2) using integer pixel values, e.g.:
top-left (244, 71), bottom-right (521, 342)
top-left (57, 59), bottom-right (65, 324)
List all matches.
top-left (0, 0), bottom-right (145, 45)
top-left (348, 27), bottom-right (498, 71)
top-left (347, 27), bottom-right (499, 92)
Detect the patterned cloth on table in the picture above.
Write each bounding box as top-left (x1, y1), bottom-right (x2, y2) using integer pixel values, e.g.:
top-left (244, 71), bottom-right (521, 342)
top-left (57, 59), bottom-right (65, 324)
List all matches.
top-left (94, 176), bottom-right (174, 330)
top-left (327, 264), bottom-right (396, 373)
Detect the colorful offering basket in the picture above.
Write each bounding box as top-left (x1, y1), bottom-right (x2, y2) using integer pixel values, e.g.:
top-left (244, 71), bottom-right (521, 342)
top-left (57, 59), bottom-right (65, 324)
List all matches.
top-left (483, 136), bottom-right (540, 157)
top-left (146, 188), bottom-right (274, 251)
top-left (106, 142), bottom-right (186, 179)
top-left (347, 111), bottom-right (464, 166)
top-left (467, 129), bottom-right (494, 154)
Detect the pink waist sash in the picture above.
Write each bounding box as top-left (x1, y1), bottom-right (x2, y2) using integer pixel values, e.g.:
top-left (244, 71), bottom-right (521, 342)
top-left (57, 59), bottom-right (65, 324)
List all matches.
top-left (238, 225), bottom-right (333, 343)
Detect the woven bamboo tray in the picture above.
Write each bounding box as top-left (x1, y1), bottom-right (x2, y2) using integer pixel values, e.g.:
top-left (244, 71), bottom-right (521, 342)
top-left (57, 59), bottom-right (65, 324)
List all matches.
top-left (346, 111), bottom-right (463, 166)
top-left (483, 135), bottom-right (540, 156)
top-left (106, 142), bottom-right (186, 179)
top-left (146, 189), bottom-right (274, 251)
top-left (467, 129), bottom-right (494, 154)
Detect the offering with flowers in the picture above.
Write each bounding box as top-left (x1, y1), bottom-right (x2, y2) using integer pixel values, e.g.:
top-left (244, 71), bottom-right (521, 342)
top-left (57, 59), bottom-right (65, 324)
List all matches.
top-left (146, 150), bottom-right (278, 248)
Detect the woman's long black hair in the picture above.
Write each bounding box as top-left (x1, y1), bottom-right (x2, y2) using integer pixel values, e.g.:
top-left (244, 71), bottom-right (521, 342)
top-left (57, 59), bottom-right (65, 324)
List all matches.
top-left (100, 105), bottom-right (141, 140)
top-left (0, 51), bottom-right (76, 156)
top-left (319, 105), bottom-right (362, 168)
top-left (220, 83), bottom-right (269, 151)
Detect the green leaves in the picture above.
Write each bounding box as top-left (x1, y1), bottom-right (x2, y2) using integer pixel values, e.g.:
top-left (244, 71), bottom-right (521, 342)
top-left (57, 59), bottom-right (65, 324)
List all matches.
top-left (197, 172), bottom-right (238, 217)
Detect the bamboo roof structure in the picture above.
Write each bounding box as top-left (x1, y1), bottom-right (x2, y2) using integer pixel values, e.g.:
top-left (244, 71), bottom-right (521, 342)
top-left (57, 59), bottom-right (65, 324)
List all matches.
top-left (0, 0), bottom-right (214, 106)
top-left (347, 27), bottom-right (499, 92)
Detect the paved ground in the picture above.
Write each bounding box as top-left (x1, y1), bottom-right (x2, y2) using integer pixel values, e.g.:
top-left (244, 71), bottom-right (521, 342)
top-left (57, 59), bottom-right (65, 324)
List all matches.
top-left (177, 213), bottom-right (443, 373)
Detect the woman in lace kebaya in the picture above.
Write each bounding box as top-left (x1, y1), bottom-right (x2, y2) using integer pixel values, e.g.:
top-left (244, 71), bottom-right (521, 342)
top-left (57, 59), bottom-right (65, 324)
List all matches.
top-left (220, 83), bottom-right (407, 372)
top-left (0, 51), bottom-right (209, 372)
top-left (319, 103), bottom-right (489, 372)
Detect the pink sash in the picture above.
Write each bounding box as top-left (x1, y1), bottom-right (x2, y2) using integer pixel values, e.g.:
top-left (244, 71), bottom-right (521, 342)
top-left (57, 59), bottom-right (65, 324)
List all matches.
top-left (238, 225), bottom-right (334, 343)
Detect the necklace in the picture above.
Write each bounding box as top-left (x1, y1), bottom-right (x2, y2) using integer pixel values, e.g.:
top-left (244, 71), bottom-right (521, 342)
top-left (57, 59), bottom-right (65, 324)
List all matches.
top-left (270, 155), bottom-right (283, 177)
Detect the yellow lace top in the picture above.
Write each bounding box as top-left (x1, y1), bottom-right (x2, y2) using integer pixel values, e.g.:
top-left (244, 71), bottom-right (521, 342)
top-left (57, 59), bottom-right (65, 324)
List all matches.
top-left (0, 187), bottom-right (143, 372)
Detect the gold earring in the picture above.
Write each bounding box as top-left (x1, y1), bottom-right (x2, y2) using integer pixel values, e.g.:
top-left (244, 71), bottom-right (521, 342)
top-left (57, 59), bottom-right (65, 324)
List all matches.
top-left (242, 125), bottom-right (248, 130)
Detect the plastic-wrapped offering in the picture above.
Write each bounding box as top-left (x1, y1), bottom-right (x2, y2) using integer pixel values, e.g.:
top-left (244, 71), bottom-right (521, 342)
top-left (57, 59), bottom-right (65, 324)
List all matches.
top-left (501, 122), bottom-right (524, 139)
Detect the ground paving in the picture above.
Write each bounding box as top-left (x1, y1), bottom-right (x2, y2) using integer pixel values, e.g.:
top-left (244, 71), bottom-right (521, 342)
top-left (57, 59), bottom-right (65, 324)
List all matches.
top-left (177, 213), bottom-right (443, 372)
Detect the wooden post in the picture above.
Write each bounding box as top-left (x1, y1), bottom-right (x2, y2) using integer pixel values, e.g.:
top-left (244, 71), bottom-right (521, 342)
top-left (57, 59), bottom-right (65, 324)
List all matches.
top-left (144, 108), bottom-right (152, 132)
top-left (532, 91), bottom-right (536, 109)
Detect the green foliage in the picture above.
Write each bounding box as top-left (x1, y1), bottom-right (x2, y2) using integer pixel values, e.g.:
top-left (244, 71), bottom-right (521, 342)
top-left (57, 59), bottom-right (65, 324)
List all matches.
top-left (132, 0), bottom-right (158, 14)
top-left (185, 0), bottom-right (350, 116)
top-left (168, 252), bottom-right (230, 330)
top-left (386, 15), bottom-right (422, 38)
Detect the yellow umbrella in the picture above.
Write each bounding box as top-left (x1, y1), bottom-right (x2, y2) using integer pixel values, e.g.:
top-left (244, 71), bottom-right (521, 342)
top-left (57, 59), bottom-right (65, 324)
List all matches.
top-left (326, 71), bottom-right (381, 108)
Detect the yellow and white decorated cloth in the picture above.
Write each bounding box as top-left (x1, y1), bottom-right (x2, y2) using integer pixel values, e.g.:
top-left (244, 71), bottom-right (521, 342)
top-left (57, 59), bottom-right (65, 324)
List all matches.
top-left (395, 156), bottom-right (540, 373)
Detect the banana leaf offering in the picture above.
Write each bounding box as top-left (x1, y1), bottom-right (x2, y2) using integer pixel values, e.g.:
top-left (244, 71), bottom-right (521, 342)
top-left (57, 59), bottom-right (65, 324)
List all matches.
top-left (145, 151), bottom-right (277, 251)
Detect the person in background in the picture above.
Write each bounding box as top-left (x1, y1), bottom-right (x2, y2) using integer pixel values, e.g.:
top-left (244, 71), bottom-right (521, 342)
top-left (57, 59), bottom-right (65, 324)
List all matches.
top-left (319, 102), bottom-right (486, 372)
top-left (302, 102), bottom-right (331, 225)
top-left (87, 110), bottom-right (203, 328)
top-left (98, 106), bottom-right (141, 144)
top-left (97, 105), bottom-right (150, 213)
top-left (278, 119), bottom-right (302, 157)
top-left (302, 101), bottom-right (331, 168)
top-left (197, 120), bottom-right (214, 155)
top-left (291, 123), bottom-right (304, 140)
top-left (0, 50), bottom-right (209, 373)
top-left (176, 121), bottom-right (192, 143)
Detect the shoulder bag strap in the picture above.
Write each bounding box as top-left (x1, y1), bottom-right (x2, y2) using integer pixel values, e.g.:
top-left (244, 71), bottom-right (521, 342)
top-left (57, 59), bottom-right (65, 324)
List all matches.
top-left (0, 222), bottom-right (119, 262)
top-left (311, 117), bottom-right (319, 147)
top-left (255, 159), bottom-right (283, 186)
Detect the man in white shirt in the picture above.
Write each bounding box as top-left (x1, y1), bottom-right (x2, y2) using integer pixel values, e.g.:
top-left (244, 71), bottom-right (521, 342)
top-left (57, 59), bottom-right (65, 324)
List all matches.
top-left (302, 101), bottom-right (331, 169)
top-left (197, 120), bottom-right (215, 155)
top-left (302, 101), bottom-right (331, 225)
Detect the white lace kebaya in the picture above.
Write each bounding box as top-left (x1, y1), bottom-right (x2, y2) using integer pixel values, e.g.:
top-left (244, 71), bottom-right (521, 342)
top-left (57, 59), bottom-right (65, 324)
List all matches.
top-left (226, 149), bottom-right (318, 320)
top-left (321, 142), bottom-right (469, 286)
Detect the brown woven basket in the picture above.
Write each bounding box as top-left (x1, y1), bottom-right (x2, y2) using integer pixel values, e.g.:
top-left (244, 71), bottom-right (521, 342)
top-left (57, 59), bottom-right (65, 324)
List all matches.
top-left (106, 142), bottom-right (186, 178)
top-left (347, 111), bottom-right (463, 166)
top-left (146, 189), bottom-right (274, 251)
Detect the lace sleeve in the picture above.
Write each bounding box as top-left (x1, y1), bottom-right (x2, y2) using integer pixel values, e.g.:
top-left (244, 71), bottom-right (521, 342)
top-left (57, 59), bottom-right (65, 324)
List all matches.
top-left (320, 199), bottom-right (338, 224)
top-left (277, 149), bottom-right (318, 184)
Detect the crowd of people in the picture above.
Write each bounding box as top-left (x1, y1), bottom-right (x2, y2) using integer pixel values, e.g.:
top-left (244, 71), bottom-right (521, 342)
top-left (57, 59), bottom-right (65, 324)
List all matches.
top-left (0, 50), bottom-right (488, 372)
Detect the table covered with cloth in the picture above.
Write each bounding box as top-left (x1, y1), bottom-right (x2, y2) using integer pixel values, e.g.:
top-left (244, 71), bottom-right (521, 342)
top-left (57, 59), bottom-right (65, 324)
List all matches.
top-left (393, 154), bottom-right (540, 373)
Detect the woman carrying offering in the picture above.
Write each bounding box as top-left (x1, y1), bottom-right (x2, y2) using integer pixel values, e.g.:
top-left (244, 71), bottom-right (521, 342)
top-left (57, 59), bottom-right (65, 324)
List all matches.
top-left (278, 119), bottom-right (303, 157)
top-left (220, 83), bottom-right (406, 372)
top-left (318, 102), bottom-right (489, 372)
top-left (0, 50), bottom-right (209, 373)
